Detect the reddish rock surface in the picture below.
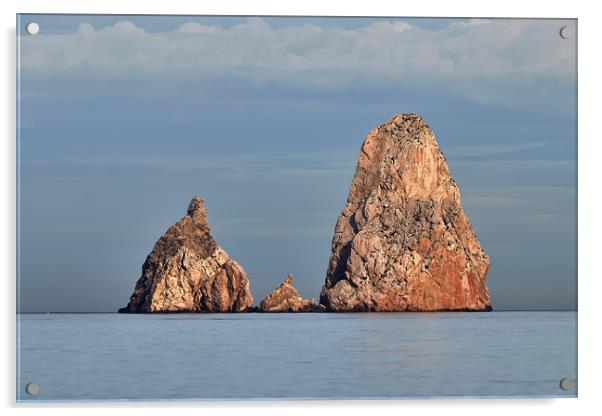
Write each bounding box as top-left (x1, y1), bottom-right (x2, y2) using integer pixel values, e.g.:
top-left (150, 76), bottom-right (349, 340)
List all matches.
top-left (320, 114), bottom-right (491, 311)
top-left (259, 274), bottom-right (324, 312)
top-left (119, 196), bottom-right (254, 313)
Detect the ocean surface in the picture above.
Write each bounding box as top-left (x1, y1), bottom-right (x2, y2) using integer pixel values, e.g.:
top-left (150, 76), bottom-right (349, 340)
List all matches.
top-left (17, 311), bottom-right (577, 401)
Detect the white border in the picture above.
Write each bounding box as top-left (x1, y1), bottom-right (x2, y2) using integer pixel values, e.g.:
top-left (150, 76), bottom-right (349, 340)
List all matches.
top-left (2, 1), bottom-right (600, 415)
top-left (4, 0), bottom-right (585, 18)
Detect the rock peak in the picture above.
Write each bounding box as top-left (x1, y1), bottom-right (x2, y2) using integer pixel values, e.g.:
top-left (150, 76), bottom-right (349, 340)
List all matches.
top-left (380, 113), bottom-right (426, 129)
top-left (187, 196), bottom-right (209, 227)
top-left (391, 113), bottom-right (423, 123)
top-left (348, 113), bottom-right (447, 204)
top-left (374, 113), bottom-right (434, 146)
top-left (187, 195), bottom-right (205, 215)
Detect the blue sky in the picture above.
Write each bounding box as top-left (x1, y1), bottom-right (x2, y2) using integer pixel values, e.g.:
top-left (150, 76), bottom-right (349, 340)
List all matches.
top-left (17, 15), bottom-right (577, 312)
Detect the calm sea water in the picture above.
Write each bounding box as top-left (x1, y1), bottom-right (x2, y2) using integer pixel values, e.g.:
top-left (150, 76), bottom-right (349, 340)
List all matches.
top-left (17, 311), bottom-right (577, 401)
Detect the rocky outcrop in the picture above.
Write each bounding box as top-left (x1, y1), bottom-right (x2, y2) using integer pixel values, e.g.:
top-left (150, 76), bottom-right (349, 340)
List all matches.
top-left (259, 274), bottom-right (324, 312)
top-left (320, 114), bottom-right (491, 312)
top-left (119, 196), bottom-right (254, 313)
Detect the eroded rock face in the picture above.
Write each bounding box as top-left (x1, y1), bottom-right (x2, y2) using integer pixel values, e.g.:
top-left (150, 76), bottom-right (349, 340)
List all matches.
top-left (119, 196), bottom-right (254, 313)
top-left (320, 114), bottom-right (491, 311)
top-left (259, 274), bottom-right (324, 312)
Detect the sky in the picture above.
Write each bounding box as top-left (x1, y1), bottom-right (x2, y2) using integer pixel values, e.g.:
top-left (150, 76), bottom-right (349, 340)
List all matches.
top-left (17, 15), bottom-right (577, 312)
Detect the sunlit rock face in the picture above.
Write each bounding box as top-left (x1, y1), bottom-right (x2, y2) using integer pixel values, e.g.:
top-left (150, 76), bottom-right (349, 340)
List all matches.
top-left (259, 274), bottom-right (324, 313)
top-left (320, 114), bottom-right (491, 312)
top-left (119, 196), bottom-right (254, 313)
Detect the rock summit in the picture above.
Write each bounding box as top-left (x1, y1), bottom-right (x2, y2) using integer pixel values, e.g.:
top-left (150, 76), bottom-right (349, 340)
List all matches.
top-left (319, 114), bottom-right (491, 311)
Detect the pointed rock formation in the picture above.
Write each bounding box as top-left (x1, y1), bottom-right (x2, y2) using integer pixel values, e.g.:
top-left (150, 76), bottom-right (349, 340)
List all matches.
top-left (259, 274), bottom-right (324, 312)
top-left (119, 196), bottom-right (254, 313)
top-left (320, 114), bottom-right (491, 311)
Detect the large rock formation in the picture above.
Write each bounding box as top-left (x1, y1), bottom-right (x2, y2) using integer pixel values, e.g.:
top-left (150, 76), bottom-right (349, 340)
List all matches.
top-left (259, 274), bottom-right (324, 312)
top-left (320, 114), bottom-right (491, 311)
top-left (119, 196), bottom-right (254, 313)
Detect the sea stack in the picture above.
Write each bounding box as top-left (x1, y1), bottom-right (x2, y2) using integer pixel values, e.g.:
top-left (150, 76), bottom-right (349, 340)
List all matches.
top-left (259, 274), bottom-right (324, 312)
top-left (119, 196), bottom-right (254, 313)
top-left (320, 114), bottom-right (491, 311)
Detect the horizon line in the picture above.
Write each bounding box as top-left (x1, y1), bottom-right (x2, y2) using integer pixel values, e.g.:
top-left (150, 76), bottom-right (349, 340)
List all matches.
top-left (15, 309), bottom-right (578, 314)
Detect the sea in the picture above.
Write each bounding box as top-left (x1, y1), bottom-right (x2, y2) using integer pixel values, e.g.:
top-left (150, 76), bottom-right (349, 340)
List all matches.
top-left (16, 311), bottom-right (577, 401)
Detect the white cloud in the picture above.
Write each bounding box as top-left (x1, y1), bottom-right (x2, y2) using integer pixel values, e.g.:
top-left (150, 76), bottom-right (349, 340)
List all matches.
top-left (176, 22), bottom-right (217, 34)
top-left (18, 18), bottom-right (575, 104)
top-left (392, 21), bottom-right (413, 32)
top-left (453, 18), bottom-right (491, 27)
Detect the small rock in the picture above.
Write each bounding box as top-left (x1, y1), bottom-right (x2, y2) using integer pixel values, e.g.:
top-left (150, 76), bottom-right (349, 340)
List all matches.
top-left (259, 274), bottom-right (325, 313)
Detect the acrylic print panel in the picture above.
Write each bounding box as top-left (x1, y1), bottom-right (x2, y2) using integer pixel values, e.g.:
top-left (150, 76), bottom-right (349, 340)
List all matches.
top-left (16, 14), bottom-right (577, 401)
